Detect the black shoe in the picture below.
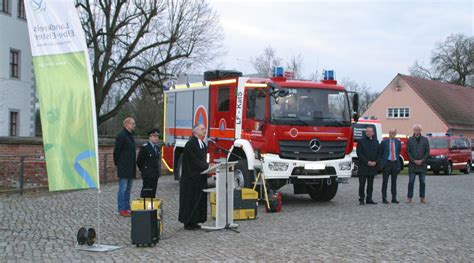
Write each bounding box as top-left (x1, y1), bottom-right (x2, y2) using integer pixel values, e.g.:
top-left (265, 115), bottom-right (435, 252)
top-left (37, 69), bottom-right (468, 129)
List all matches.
top-left (383, 199), bottom-right (389, 204)
top-left (391, 200), bottom-right (400, 204)
top-left (192, 224), bottom-right (201, 229)
top-left (184, 224), bottom-right (198, 231)
top-left (359, 200), bottom-right (365, 205)
top-left (366, 200), bottom-right (377, 204)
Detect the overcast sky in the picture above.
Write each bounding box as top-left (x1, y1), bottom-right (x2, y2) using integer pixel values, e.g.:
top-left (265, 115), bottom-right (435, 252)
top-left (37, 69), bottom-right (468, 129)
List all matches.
top-left (207, 0), bottom-right (473, 91)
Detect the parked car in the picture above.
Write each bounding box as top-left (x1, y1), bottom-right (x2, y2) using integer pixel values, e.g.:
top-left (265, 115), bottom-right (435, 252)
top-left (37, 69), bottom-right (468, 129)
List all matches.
top-left (426, 134), bottom-right (472, 175)
top-left (471, 138), bottom-right (474, 169)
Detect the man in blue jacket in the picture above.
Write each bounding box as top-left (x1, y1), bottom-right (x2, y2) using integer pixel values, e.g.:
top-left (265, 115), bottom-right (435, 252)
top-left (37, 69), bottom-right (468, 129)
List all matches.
top-left (379, 128), bottom-right (401, 204)
top-left (356, 126), bottom-right (380, 205)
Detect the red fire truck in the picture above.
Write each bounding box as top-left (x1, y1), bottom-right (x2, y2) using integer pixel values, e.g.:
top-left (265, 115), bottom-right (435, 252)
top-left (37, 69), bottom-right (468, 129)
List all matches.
top-left (162, 69), bottom-right (359, 201)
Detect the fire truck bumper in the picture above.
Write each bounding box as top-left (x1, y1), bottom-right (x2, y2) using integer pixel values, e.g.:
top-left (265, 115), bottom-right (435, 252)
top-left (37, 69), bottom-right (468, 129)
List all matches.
top-left (261, 154), bottom-right (353, 180)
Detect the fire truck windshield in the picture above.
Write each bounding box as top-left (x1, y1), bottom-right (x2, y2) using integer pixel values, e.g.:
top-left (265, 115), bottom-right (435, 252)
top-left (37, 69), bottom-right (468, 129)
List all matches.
top-left (270, 88), bottom-right (351, 127)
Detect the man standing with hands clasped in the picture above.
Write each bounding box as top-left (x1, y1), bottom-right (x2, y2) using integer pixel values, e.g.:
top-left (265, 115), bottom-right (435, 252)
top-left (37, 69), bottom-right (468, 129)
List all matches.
top-left (137, 129), bottom-right (162, 198)
top-left (178, 124), bottom-right (211, 230)
top-left (406, 124), bottom-right (430, 204)
top-left (379, 128), bottom-right (401, 204)
top-left (357, 126), bottom-right (380, 205)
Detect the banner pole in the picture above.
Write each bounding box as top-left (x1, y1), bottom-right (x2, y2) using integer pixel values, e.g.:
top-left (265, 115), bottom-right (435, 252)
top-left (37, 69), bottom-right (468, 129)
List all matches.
top-left (97, 188), bottom-right (101, 247)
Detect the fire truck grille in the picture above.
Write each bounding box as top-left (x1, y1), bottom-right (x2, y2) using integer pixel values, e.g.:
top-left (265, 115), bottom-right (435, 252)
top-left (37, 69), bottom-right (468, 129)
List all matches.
top-left (279, 140), bottom-right (347, 161)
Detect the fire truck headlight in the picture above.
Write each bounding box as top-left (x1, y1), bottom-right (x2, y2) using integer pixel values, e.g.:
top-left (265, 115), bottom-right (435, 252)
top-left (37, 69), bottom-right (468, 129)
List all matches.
top-left (268, 162), bottom-right (289, 171)
top-left (339, 161), bottom-right (352, 171)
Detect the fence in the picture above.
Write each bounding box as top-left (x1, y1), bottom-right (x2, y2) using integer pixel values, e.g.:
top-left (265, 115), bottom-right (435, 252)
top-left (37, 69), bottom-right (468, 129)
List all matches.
top-left (0, 153), bottom-right (117, 195)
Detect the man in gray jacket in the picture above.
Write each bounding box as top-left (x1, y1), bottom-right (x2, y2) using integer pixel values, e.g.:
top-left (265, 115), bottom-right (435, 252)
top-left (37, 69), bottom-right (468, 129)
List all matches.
top-left (406, 124), bottom-right (430, 203)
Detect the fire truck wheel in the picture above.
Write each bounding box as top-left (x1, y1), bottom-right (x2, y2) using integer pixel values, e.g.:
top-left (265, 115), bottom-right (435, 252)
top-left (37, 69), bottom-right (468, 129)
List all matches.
top-left (320, 181), bottom-right (338, 201)
top-left (306, 184), bottom-right (325, 201)
top-left (234, 159), bottom-right (254, 188)
top-left (306, 180), bottom-right (338, 201)
top-left (174, 154), bottom-right (183, 181)
top-left (351, 160), bottom-right (359, 177)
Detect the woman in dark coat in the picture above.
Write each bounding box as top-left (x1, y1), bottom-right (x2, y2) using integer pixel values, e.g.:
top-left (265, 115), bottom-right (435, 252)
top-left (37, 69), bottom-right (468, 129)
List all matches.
top-left (178, 125), bottom-right (209, 230)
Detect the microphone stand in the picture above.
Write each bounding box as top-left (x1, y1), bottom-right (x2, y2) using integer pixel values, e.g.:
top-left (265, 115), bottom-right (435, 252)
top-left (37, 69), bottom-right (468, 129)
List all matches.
top-left (208, 139), bottom-right (239, 233)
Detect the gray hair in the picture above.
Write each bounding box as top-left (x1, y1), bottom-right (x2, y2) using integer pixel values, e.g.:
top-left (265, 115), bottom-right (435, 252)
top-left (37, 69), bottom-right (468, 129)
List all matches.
top-left (413, 124), bottom-right (422, 130)
top-left (192, 124), bottom-right (205, 135)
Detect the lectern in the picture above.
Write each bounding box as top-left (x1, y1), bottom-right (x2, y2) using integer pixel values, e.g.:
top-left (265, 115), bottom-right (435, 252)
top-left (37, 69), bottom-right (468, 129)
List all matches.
top-left (201, 160), bottom-right (238, 231)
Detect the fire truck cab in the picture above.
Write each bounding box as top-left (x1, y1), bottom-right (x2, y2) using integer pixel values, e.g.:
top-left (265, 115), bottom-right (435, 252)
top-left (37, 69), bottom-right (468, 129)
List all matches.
top-left (163, 69), bottom-right (359, 201)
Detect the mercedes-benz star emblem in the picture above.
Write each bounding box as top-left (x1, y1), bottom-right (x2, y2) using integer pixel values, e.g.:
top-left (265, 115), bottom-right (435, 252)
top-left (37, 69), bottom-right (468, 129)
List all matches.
top-left (309, 139), bottom-right (322, 152)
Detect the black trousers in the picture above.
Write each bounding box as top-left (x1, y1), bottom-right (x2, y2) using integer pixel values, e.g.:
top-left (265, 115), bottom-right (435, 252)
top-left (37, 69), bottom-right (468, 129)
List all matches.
top-left (359, 175), bottom-right (374, 202)
top-left (141, 176), bottom-right (158, 198)
top-left (382, 161), bottom-right (398, 201)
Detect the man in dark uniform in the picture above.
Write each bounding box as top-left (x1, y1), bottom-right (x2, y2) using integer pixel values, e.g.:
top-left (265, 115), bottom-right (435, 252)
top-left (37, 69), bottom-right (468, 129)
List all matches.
top-left (357, 126), bottom-right (380, 205)
top-left (137, 129), bottom-right (162, 198)
top-left (379, 128), bottom-right (401, 204)
top-left (178, 124), bottom-right (210, 230)
top-left (113, 117), bottom-right (136, 217)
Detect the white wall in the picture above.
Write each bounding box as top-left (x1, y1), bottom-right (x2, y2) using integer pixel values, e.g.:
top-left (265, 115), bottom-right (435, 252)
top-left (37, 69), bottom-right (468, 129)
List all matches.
top-left (0, 0), bottom-right (36, 136)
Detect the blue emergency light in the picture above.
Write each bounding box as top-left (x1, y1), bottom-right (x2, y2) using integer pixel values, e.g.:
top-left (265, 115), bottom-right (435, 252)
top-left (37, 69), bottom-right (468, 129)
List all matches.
top-left (273, 67), bottom-right (284, 77)
top-left (323, 70), bottom-right (335, 80)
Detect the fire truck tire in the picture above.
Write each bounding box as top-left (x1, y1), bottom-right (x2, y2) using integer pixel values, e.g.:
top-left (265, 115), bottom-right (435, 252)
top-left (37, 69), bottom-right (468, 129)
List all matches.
top-left (306, 184), bottom-right (325, 201)
top-left (234, 159), bottom-right (254, 188)
top-left (320, 181), bottom-right (338, 201)
top-left (174, 154), bottom-right (183, 181)
top-left (351, 160), bottom-right (359, 177)
top-left (307, 180), bottom-right (338, 201)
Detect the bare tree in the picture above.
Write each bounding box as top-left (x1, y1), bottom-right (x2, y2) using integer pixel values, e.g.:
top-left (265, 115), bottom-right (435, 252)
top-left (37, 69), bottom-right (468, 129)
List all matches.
top-left (286, 54), bottom-right (304, 79)
top-left (409, 34), bottom-right (473, 86)
top-left (251, 46), bottom-right (283, 77)
top-left (76, 0), bottom-right (223, 124)
top-left (341, 78), bottom-right (379, 115)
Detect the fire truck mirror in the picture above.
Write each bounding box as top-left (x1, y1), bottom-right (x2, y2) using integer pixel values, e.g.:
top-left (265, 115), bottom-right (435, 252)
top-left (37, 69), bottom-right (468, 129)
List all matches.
top-left (352, 93), bottom-right (359, 122)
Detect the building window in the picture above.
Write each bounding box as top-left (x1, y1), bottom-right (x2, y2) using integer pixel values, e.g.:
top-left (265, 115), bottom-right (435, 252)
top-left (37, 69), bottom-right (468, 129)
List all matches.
top-left (217, 86), bottom-right (230, 112)
top-left (18, 0), bottom-right (25, 19)
top-left (1, 0), bottom-right (10, 14)
top-left (9, 111), bottom-right (18, 136)
top-left (10, 49), bottom-right (20, 78)
top-left (387, 107), bottom-right (410, 118)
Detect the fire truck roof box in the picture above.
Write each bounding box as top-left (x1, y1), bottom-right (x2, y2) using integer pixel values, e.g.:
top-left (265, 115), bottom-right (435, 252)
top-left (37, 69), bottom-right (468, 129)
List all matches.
top-left (204, 70), bottom-right (243, 81)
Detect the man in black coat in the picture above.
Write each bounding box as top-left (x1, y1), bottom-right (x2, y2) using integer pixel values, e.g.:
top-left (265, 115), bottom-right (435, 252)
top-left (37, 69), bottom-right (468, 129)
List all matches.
top-left (356, 126), bottom-right (380, 205)
top-left (379, 128), bottom-right (402, 204)
top-left (137, 129), bottom-right (162, 198)
top-left (113, 117), bottom-right (136, 217)
top-left (178, 124), bottom-right (210, 230)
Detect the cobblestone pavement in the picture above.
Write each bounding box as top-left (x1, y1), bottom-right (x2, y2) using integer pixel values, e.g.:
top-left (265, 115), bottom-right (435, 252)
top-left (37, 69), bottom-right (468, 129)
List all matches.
top-left (1, 173), bottom-right (473, 262)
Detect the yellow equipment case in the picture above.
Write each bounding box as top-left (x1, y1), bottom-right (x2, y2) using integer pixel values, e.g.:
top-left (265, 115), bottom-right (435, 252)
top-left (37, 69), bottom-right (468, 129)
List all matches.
top-left (210, 188), bottom-right (258, 220)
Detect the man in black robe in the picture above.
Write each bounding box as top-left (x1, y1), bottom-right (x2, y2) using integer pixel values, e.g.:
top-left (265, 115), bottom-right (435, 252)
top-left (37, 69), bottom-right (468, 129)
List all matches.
top-left (178, 124), bottom-right (210, 230)
top-left (357, 126), bottom-right (381, 205)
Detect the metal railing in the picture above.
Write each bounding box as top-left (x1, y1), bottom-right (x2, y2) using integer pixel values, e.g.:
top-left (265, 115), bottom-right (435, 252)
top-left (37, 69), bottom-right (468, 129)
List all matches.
top-left (0, 153), bottom-right (116, 195)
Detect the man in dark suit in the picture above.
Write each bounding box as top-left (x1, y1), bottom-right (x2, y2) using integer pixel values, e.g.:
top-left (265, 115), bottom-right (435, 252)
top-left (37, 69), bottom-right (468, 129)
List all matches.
top-left (357, 126), bottom-right (380, 205)
top-left (406, 124), bottom-right (430, 204)
top-left (137, 129), bottom-right (162, 198)
top-left (178, 124), bottom-right (210, 230)
top-left (379, 128), bottom-right (401, 204)
top-left (113, 117), bottom-right (136, 217)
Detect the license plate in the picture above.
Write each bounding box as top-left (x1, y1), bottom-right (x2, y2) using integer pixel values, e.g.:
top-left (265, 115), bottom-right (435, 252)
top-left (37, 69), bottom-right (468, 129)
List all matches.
top-left (304, 163), bottom-right (326, 170)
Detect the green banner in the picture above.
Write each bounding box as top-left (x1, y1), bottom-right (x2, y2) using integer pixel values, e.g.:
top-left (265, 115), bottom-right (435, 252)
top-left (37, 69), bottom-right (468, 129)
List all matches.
top-left (33, 52), bottom-right (98, 191)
